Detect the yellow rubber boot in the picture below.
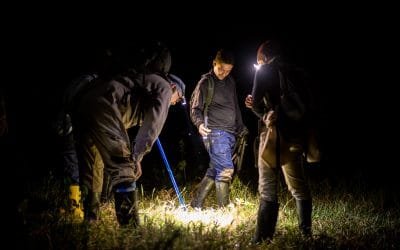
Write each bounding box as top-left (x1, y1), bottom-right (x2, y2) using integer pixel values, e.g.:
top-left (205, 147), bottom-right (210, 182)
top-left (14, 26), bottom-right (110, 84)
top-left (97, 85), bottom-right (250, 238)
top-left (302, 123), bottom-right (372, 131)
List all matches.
top-left (69, 184), bottom-right (84, 221)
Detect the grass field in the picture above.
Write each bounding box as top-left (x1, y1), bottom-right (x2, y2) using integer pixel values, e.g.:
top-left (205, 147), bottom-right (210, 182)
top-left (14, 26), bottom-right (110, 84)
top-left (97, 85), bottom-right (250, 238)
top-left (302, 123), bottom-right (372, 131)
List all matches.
top-left (16, 171), bottom-right (400, 249)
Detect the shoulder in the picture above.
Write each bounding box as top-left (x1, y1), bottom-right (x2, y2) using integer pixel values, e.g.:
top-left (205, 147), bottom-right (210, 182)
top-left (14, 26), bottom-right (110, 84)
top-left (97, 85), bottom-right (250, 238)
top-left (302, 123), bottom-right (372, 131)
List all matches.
top-left (195, 72), bottom-right (212, 88)
top-left (169, 74), bottom-right (183, 83)
top-left (263, 64), bottom-right (278, 74)
top-left (200, 72), bottom-right (212, 82)
top-left (147, 73), bottom-right (172, 94)
top-left (131, 73), bottom-right (172, 95)
top-left (256, 64), bottom-right (278, 79)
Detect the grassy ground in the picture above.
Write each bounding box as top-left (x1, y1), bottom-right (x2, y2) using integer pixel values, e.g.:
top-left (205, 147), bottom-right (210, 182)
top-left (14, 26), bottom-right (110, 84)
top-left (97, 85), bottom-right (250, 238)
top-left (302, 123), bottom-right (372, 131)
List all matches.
top-left (16, 172), bottom-right (400, 249)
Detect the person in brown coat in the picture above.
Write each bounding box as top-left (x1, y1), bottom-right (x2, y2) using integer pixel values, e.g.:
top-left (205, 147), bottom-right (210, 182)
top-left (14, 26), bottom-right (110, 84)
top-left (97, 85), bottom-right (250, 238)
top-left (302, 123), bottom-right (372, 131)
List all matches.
top-left (245, 40), bottom-right (313, 243)
top-left (72, 42), bottom-right (183, 226)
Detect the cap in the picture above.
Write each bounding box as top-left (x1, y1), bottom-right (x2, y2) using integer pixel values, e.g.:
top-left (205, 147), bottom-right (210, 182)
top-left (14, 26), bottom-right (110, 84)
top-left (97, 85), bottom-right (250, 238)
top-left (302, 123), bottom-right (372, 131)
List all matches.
top-left (168, 74), bottom-right (186, 104)
top-left (169, 74), bottom-right (185, 96)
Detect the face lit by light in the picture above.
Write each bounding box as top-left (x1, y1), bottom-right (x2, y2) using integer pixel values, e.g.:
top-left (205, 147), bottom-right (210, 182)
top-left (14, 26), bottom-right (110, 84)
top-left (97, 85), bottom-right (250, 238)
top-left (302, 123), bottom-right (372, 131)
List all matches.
top-left (213, 62), bottom-right (233, 80)
top-left (257, 53), bottom-right (267, 66)
top-left (254, 52), bottom-right (270, 71)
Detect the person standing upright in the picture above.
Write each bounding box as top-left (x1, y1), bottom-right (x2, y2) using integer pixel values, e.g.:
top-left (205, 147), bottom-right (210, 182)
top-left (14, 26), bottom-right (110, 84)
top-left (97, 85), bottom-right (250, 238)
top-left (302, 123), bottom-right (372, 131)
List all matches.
top-left (245, 40), bottom-right (313, 244)
top-left (190, 49), bottom-right (247, 209)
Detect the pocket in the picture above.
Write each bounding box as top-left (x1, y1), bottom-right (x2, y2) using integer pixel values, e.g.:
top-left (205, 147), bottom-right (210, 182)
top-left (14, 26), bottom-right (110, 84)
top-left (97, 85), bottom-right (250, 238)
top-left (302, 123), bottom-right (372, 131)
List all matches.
top-left (210, 132), bottom-right (230, 156)
top-left (211, 139), bottom-right (230, 155)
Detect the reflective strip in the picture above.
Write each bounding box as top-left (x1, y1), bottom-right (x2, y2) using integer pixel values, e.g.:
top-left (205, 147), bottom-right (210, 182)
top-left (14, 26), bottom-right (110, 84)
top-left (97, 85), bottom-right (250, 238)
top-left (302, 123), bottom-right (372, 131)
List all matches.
top-left (115, 182), bottom-right (136, 193)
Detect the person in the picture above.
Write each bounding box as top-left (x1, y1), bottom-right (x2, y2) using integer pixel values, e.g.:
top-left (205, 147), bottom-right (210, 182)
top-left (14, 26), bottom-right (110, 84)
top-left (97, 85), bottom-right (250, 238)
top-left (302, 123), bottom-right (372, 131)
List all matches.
top-left (55, 74), bottom-right (101, 220)
top-left (190, 49), bottom-right (247, 209)
top-left (54, 49), bottom-right (119, 220)
top-left (71, 41), bottom-right (184, 226)
top-left (245, 40), bottom-right (313, 243)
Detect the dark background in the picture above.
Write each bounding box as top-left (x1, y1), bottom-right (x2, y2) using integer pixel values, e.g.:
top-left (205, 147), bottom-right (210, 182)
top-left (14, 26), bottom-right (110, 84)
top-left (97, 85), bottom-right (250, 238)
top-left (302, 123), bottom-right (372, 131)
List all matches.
top-left (2, 7), bottom-right (392, 208)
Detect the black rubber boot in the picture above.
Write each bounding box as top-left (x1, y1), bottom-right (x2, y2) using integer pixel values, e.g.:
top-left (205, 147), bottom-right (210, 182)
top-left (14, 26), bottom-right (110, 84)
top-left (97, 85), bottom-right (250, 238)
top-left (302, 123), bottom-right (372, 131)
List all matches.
top-left (84, 192), bottom-right (101, 222)
top-left (296, 199), bottom-right (312, 237)
top-left (215, 181), bottom-right (230, 207)
top-left (101, 172), bottom-right (113, 203)
top-left (252, 200), bottom-right (279, 244)
top-left (190, 176), bottom-right (214, 209)
top-left (114, 189), bottom-right (139, 227)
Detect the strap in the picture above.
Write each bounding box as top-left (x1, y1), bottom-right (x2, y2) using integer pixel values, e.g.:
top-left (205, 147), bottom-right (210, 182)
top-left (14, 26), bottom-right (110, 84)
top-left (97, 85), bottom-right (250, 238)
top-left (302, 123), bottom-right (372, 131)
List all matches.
top-left (203, 76), bottom-right (215, 118)
top-left (115, 182), bottom-right (136, 193)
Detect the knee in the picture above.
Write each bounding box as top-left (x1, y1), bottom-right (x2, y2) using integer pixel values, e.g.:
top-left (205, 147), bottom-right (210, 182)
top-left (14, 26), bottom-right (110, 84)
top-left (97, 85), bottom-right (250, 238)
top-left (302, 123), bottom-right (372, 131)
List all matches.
top-left (259, 192), bottom-right (278, 203)
top-left (289, 186), bottom-right (311, 201)
top-left (259, 180), bottom-right (278, 202)
top-left (216, 168), bottom-right (234, 183)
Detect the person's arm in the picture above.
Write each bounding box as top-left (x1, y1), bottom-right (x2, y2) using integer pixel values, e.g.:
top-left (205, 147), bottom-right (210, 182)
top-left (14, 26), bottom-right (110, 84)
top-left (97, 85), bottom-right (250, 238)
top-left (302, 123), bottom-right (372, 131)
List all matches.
top-left (251, 65), bottom-right (274, 118)
top-left (189, 78), bottom-right (207, 129)
top-left (132, 74), bottom-right (173, 162)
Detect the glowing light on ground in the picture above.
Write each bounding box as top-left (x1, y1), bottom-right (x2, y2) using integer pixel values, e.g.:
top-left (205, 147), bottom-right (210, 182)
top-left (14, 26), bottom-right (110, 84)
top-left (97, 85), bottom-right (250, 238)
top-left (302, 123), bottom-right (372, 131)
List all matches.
top-left (142, 202), bottom-right (239, 228)
top-left (171, 206), bottom-right (236, 227)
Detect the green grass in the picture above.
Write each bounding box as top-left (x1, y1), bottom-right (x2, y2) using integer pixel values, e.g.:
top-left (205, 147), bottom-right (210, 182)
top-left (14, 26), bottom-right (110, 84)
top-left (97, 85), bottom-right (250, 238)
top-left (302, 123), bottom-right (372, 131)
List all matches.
top-left (16, 173), bottom-right (400, 249)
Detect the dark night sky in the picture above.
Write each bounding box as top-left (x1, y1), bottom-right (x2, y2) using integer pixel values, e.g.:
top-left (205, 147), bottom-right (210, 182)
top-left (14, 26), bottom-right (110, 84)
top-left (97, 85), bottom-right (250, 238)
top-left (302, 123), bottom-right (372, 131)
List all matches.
top-left (3, 7), bottom-right (392, 195)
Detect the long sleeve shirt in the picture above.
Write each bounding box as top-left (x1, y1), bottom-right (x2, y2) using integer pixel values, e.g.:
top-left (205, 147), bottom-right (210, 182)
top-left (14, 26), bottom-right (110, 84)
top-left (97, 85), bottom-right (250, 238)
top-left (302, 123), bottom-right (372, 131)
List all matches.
top-left (251, 64), bottom-right (281, 119)
top-left (190, 71), bottom-right (244, 134)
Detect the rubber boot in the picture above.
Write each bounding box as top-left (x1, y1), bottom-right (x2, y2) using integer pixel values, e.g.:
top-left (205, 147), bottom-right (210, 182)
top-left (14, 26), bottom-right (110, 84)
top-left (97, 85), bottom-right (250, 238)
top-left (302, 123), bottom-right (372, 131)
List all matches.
top-left (101, 172), bottom-right (113, 203)
top-left (215, 181), bottom-right (230, 207)
top-left (190, 176), bottom-right (214, 209)
top-left (84, 192), bottom-right (101, 222)
top-left (252, 200), bottom-right (279, 244)
top-left (69, 184), bottom-right (84, 221)
top-left (114, 183), bottom-right (139, 227)
top-left (296, 199), bottom-right (312, 237)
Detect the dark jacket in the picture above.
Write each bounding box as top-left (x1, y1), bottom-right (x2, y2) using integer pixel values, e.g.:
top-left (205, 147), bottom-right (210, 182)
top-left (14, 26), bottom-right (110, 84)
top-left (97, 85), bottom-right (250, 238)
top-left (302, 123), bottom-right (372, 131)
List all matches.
top-left (251, 63), bottom-right (307, 143)
top-left (75, 71), bottom-right (173, 163)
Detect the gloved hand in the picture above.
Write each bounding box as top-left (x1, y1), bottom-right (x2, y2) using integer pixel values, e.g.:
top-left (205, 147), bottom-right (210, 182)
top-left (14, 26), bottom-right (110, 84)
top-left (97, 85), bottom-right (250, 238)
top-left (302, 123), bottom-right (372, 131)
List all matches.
top-left (238, 126), bottom-right (249, 137)
top-left (263, 110), bottom-right (276, 128)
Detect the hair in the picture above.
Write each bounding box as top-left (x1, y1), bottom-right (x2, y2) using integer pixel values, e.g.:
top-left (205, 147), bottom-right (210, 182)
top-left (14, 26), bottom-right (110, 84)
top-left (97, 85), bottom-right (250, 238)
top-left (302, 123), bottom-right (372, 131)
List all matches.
top-left (257, 40), bottom-right (281, 62)
top-left (214, 49), bottom-right (235, 65)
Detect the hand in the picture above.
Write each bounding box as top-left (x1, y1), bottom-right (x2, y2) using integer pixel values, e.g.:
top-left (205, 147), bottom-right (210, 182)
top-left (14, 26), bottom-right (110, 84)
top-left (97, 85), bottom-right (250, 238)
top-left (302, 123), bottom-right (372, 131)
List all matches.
top-left (199, 123), bottom-right (211, 137)
top-left (263, 110), bottom-right (276, 128)
top-left (245, 95), bottom-right (253, 109)
top-left (134, 161), bottom-right (142, 181)
top-left (238, 126), bottom-right (249, 137)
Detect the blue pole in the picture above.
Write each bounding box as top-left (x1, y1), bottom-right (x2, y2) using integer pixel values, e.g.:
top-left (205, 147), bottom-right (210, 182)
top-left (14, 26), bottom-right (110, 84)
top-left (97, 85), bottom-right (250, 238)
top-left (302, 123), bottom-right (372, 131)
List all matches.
top-left (156, 138), bottom-right (186, 208)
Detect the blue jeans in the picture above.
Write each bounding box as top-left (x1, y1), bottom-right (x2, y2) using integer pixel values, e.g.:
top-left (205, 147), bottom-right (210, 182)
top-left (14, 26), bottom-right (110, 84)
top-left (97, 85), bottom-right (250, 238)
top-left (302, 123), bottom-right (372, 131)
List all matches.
top-left (204, 129), bottom-right (236, 183)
